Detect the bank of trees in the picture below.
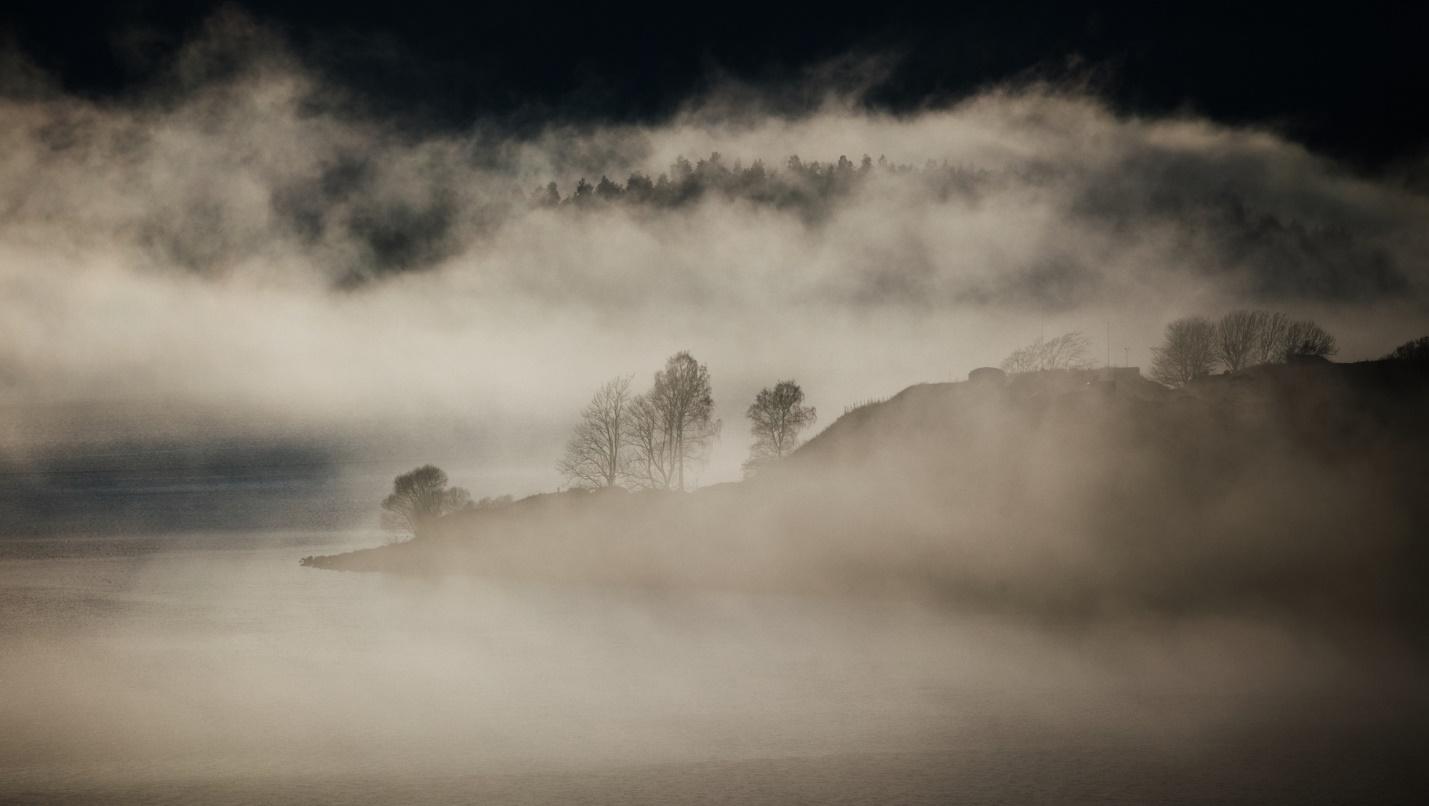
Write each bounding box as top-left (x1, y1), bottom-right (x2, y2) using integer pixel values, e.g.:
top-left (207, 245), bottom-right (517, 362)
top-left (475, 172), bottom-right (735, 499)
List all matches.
top-left (559, 351), bottom-right (720, 491)
top-left (996, 311), bottom-right (1338, 389)
top-left (558, 354), bottom-right (823, 489)
top-left (533, 151), bottom-right (991, 221)
top-left (1151, 309), bottom-right (1337, 387)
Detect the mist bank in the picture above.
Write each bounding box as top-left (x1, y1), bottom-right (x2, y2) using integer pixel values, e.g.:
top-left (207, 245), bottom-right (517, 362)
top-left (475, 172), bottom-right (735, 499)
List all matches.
top-left (306, 359), bottom-right (1429, 640)
top-left (9, 526), bottom-right (1427, 805)
top-left (3, 10), bottom-right (1429, 492)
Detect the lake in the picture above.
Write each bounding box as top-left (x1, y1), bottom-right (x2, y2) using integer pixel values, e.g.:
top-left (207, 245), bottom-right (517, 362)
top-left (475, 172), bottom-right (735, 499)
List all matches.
top-left (1, 531), bottom-right (1423, 804)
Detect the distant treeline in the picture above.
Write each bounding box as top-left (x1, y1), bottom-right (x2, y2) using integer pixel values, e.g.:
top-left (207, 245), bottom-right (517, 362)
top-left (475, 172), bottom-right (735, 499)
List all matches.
top-left (531, 152), bottom-right (998, 218)
top-left (525, 151), bottom-right (1404, 306)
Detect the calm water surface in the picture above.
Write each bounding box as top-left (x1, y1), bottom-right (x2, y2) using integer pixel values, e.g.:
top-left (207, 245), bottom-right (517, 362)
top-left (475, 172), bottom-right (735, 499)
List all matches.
top-left (1, 532), bottom-right (1423, 804)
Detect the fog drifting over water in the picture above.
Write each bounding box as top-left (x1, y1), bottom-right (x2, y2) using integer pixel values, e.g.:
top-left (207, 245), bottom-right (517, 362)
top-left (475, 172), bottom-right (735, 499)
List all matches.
top-left (1, 10), bottom-right (1426, 496)
top-left (2, 533), bottom-right (1423, 804)
top-left (2, 11), bottom-right (1429, 804)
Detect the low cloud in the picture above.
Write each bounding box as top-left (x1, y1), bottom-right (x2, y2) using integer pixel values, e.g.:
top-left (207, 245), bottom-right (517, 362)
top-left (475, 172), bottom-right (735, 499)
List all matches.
top-left (0, 11), bottom-right (1426, 500)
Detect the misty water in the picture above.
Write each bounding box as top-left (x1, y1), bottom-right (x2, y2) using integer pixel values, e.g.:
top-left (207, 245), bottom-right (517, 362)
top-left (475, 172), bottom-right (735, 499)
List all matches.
top-left (2, 530), bottom-right (1423, 804)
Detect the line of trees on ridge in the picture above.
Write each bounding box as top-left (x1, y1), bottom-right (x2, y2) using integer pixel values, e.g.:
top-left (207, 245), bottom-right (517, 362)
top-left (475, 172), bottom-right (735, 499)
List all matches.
top-left (1150, 310), bottom-right (1336, 387)
top-left (373, 330), bottom-right (1425, 543)
top-left (532, 152), bottom-right (993, 218)
top-left (557, 352), bottom-right (719, 491)
top-left (558, 352), bottom-right (818, 490)
top-left (996, 311), bottom-right (1339, 389)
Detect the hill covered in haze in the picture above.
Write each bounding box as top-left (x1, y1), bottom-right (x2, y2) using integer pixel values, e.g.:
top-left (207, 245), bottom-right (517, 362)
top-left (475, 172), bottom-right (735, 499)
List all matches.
top-left (306, 361), bottom-right (1429, 638)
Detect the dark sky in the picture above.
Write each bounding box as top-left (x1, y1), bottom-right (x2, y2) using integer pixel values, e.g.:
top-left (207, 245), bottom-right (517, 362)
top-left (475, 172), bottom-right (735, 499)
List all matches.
top-left (3, 1), bottom-right (1427, 170)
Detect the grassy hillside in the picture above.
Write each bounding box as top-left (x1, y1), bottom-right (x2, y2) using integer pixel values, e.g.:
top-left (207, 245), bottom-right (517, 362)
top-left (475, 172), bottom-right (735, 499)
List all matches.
top-left (306, 361), bottom-right (1429, 635)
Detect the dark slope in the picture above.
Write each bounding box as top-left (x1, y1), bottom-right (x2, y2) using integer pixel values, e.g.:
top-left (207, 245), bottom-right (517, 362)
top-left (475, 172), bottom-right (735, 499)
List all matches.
top-left (306, 361), bottom-right (1429, 634)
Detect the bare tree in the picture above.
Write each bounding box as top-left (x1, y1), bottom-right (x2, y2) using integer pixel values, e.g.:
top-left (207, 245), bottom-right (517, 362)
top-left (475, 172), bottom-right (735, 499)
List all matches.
top-left (624, 392), bottom-right (677, 490)
top-left (1150, 316), bottom-right (1217, 387)
top-left (1251, 311), bottom-right (1290, 365)
top-left (1282, 319), bottom-right (1337, 361)
top-left (380, 465), bottom-right (470, 542)
top-left (744, 380), bottom-right (817, 477)
top-left (1000, 331), bottom-right (1094, 373)
top-left (1215, 310), bottom-right (1262, 372)
top-left (558, 376), bottom-right (634, 488)
top-left (641, 351), bottom-right (720, 491)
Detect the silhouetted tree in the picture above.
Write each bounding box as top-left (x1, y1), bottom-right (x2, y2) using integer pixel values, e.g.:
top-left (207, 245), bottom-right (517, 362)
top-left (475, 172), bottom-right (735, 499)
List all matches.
top-left (558, 376), bottom-right (633, 488)
top-left (624, 392), bottom-right (676, 490)
top-left (1281, 319), bottom-right (1337, 361)
top-left (637, 351), bottom-right (720, 491)
top-left (571, 177), bottom-right (594, 205)
top-left (1000, 331), bottom-right (1093, 373)
top-left (744, 380), bottom-right (817, 477)
top-left (625, 172), bottom-right (654, 202)
top-left (594, 175), bottom-right (623, 200)
top-left (1383, 336), bottom-right (1429, 362)
top-left (1215, 310), bottom-right (1262, 372)
top-left (380, 465), bottom-right (470, 542)
top-left (1150, 316), bottom-right (1217, 387)
top-left (1251, 311), bottom-right (1291, 365)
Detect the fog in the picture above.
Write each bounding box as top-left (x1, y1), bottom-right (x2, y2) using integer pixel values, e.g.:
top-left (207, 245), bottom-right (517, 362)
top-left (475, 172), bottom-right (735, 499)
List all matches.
top-left (2, 10), bottom-right (1428, 803)
top-left (5, 532), bottom-right (1424, 803)
top-left (2, 11), bottom-right (1426, 501)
